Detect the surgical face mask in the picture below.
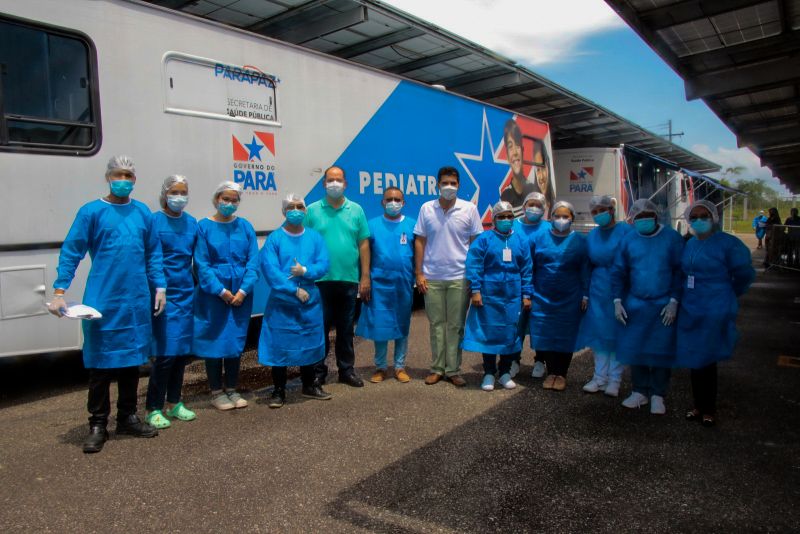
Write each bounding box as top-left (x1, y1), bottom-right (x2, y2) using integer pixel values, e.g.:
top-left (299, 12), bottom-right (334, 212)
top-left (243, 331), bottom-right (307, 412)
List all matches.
top-left (285, 209), bottom-right (305, 226)
top-left (690, 218), bottom-right (713, 235)
top-left (593, 211), bottom-right (612, 227)
top-left (525, 207), bottom-right (544, 223)
top-left (495, 219), bottom-right (513, 233)
top-left (553, 217), bottom-right (572, 232)
top-left (634, 217), bottom-right (657, 234)
top-left (439, 185), bottom-right (458, 200)
top-left (218, 202), bottom-right (238, 217)
top-left (384, 201), bottom-right (403, 217)
top-left (166, 195), bottom-right (188, 212)
top-left (109, 179), bottom-right (134, 197)
top-left (325, 181), bottom-right (345, 199)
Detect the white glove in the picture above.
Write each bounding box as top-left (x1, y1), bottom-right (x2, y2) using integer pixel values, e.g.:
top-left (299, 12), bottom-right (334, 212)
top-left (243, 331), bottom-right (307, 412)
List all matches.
top-left (153, 290), bottom-right (167, 317)
top-left (289, 258), bottom-right (307, 278)
top-left (660, 298), bottom-right (678, 326)
top-left (296, 287), bottom-right (310, 303)
top-left (614, 299), bottom-right (627, 325)
top-left (48, 295), bottom-right (67, 317)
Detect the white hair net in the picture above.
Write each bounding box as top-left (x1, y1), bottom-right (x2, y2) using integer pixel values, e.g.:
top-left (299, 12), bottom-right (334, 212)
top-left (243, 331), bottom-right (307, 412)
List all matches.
top-left (589, 195), bottom-right (616, 210)
top-left (212, 181), bottom-right (243, 205)
top-left (684, 199), bottom-right (719, 224)
top-left (551, 200), bottom-right (576, 218)
top-left (159, 175), bottom-right (188, 209)
top-left (523, 191), bottom-right (546, 207)
top-left (281, 193), bottom-right (306, 214)
top-left (628, 198), bottom-right (659, 219)
top-left (491, 200), bottom-right (514, 220)
top-left (105, 155), bottom-right (135, 177)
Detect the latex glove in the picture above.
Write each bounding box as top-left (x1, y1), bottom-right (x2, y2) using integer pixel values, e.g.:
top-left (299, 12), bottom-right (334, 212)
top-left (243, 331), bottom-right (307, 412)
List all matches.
top-left (289, 258), bottom-right (306, 278)
top-left (522, 297), bottom-right (531, 312)
top-left (581, 296), bottom-right (589, 312)
top-left (153, 291), bottom-right (167, 317)
top-left (614, 299), bottom-right (627, 325)
top-left (296, 287), bottom-right (310, 303)
top-left (415, 273), bottom-right (428, 295)
top-left (230, 290), bottom-right (246, 307)
top-left (471, 292), bottom-right (483, 307)
top-left (359, 276), bottom-right (371, 303)
top-left (48, 295), bottom-right (67, 317)
top-left (660, 298), bottom-right (678, 326)
top-left (220, 289), bottom-right (234, 305)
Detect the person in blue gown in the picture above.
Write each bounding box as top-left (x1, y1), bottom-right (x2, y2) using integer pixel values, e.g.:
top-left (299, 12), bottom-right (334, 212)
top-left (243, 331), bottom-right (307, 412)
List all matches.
top-left (511, 191), bottom-right (551, 379)
top-left (611, 199), bottom-right (684, 415)
top-left (193, 181), bottom-right (259, 412)
top-left (258, 194), bottom-right (332, 407)
top-left (752, 210), bottom-right (767, 249)
top-left (677, 200), bottom-right (755, 427)
top-left (144, 175), bottom-right (198, 429)
top-left (529, 200), bottom-right (589, 392)
top-left (577, 195), bottom-right (631, 398)
top-left (356, 187), bottom-right (417, 384)
top-left (48, 156), bottom-right (164, 453)
top-left (463, 201), bottom-right (532, 391)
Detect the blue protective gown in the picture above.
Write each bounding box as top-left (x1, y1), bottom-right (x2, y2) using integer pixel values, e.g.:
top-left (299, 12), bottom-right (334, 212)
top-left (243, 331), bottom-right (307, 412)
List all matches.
top-left (513, 217), bottom-right (551, 243)
top-left (258, 227), bottom-right (329, 367)
top-left (192, 217), bottom-right (259, 358)
top-left (355, 215), bottom-right (416, 341)
top-left (529, 230), bottom-right (589, 353)
top-left (752, 215), bottom-right (767, 239)
top-left (54, 199), bottom-right (165, 369)
top-left (576, 223), bottom-right (632, 352)
top-left (151, 211), bottom-right (198, 356)
top-left (610, 225), bottom-right (684, 367)
top-left (463, 229), bottom-right (533, 354)
top-left (675, 232), bottom-right (754, 369)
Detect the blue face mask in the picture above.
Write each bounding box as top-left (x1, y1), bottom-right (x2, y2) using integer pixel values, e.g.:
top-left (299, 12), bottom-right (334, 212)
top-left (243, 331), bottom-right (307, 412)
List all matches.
top-left (286, 209), bottom-right (305, 226)
top-left (634, 217), bottom-right (657, 234)
top-left (495, 219), bottom-right (513, 233)
top-left (166, 195), bottom-right (188, 212)
top-left (218, 202), bottom-right (238, 217)
top-left (384, 201), bottom-right (403, 217)
top-left (525, 207), bottom-right (544, 223)
top-left (109, 179), bottom-right (134, 197)
top-left (593, 211), bottom-right (612, 227)
top-left (691, 218), bottom-right (713, 235)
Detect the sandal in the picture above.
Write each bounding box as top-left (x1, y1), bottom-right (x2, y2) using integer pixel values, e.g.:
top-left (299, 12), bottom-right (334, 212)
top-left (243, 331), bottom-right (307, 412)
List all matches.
top-left (685, 409), bottom-right (700, 421)
top-left (145, 410), bottom-right (172, 429)
top-left (701, 414), bottom-right (715, 427)
top-left (167, 402), bottom-right (197, 421)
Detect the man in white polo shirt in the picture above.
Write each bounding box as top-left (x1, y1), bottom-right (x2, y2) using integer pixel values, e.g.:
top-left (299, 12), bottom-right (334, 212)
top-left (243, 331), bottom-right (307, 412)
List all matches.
top-left (414, 166), bottom-right (483, 386)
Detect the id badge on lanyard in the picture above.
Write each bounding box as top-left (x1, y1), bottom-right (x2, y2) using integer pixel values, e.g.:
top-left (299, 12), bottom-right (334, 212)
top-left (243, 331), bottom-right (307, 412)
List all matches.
top-left (400, 232), bottom-right (408, 245)
top-left (502, 246), bottom-right (512, 262)
top-left (687, 275), bottom-right (695, 289)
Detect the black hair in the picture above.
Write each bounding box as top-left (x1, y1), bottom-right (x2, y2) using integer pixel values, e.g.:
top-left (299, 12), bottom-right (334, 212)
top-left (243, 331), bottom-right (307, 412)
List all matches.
top-left (503, 119), bottom-right (523, 148)
top-left (324, 165), bottom-right (346, 180)
top-left (437, 166), bottom-right (460, 184)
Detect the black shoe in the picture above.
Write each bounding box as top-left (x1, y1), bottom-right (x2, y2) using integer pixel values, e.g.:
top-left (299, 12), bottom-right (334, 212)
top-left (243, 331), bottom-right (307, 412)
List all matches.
top-left (83, 425), bottom-right (109, 454)
top-left (302, 385), bottom-right (332, 400)
top-left (338, 373), bottom-right (364, 388)
top-left (268, 388), bottom-right (286, 409)
top-left (116, 414), bottom-right (158, 438)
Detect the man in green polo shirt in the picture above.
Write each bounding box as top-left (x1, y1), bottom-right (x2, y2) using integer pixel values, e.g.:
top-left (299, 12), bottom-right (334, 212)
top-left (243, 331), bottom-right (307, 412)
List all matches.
top-left (306, 166), bottom-right (371, 387)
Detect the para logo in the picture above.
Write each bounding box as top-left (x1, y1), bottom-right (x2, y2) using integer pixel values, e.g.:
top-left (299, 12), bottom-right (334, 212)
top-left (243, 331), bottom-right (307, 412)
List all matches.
top-left (569, 166), bottom-right (594, 193)
top-left (232, 131), bottom-right (277, 194)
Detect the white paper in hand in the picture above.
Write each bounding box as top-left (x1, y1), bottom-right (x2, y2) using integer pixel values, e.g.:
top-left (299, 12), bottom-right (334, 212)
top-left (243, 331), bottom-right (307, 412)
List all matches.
top-left (63, 302), bottom-right (103, 320)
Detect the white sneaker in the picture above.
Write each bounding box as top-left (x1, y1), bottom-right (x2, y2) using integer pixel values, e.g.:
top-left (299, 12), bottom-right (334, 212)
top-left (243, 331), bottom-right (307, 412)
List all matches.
top-left (604, 382), bottom-right (621, 398)
top-left (650, 395), bottom-right (666, 415)
top-left (531, 361), bottom-right (546, 378)
top-left (621, 392), bottom-right (648, 409)
top-left (582, 378), bottom-right (607, 393)
top-left (227, 391), bottom-right (248, 409)
top-left (481, 375), bottom-right (495, 391)
top-left (498, 373), bottom-right (516, 390)
top-left (509, 360), bottom-right (520, 378)
top-left (210, 392), bottom-right (235, 411)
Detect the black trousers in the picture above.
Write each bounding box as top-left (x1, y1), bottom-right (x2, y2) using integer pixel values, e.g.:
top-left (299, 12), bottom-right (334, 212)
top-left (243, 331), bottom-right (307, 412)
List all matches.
top-left (315, 281), bottom-right (358, 383)
top-left (87, 366), bottom-right (140, 427)
top-left (690, 363), bottom-right (718, 415)
top-left (537, 350), bottom-right (573, 377)
top-left (483, 354), bottom-right (514, 376)
top-left (146, 356), bottom-right (191, 411)
top-left (272, 365), bottom-right (316, 390)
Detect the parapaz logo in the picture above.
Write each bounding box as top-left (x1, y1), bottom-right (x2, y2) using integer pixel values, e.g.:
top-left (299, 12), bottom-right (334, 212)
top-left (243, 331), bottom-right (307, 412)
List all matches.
top-left (232, 131), bottom-right (277, 193)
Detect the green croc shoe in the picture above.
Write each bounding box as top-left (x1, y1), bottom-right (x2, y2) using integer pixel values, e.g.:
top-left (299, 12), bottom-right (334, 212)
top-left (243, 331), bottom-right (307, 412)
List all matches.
top-left (167, 402), bottom-right (196, 421)
top-left (146, 410), bottom-right (171, 429)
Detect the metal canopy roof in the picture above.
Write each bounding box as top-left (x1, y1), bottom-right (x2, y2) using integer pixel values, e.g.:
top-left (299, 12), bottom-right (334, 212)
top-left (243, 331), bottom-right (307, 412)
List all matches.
top-left (142, 0), bottom-right (720, 173)
top-left (605, 0), bottom-right (800, 192)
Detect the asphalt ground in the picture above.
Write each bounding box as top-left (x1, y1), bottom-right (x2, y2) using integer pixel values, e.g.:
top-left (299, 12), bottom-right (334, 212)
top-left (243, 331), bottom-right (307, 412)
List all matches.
top-left (0, 234), bottom-right (798, 533)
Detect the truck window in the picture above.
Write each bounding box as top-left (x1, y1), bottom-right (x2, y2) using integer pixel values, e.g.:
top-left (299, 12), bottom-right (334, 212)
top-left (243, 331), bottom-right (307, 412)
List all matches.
top-left (0, 17), bottom-right (100, 155)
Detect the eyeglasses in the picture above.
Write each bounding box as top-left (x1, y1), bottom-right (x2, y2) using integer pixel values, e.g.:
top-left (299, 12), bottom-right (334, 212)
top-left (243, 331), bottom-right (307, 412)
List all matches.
top-left (689, 215), bottom-right (711, 222)
top-left (495, 214), bottom-right (515, 220)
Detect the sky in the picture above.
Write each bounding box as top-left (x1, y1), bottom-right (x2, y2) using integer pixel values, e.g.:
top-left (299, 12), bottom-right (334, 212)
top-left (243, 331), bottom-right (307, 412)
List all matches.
top-left (383, 0), bottom-right (791, 194)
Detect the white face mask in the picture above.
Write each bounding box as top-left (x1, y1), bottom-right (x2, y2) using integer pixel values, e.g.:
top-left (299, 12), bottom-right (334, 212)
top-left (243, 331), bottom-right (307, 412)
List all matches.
top-left (326, 181), bottom-right (345, 199)
top-left (439, 185), bottom-right (458, 200)
top-left (553, 217), bottom-right (572, 232)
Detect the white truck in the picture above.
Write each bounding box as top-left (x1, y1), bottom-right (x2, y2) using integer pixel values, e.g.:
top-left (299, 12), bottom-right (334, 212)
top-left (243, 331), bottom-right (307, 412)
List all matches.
top-left (0, 0), bottom-right (555, 357)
